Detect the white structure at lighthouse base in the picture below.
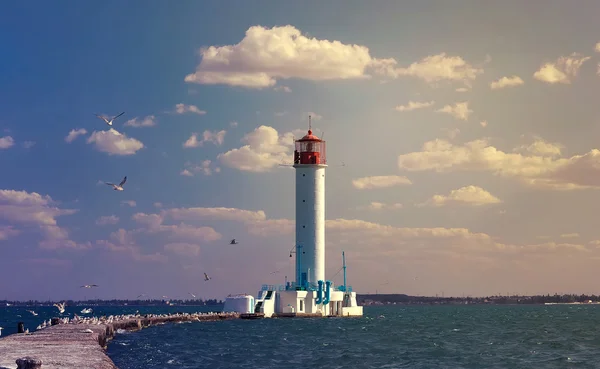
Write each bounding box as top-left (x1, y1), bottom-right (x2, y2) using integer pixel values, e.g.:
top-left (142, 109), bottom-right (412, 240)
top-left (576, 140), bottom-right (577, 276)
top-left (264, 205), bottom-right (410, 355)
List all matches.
top-left (250, 282), bottom-right (363, 318)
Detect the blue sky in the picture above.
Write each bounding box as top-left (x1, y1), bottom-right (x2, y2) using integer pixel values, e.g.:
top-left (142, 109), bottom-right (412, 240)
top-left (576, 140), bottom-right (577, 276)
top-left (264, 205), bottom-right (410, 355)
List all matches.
top-left (3, 1), bottom-right (600, 300)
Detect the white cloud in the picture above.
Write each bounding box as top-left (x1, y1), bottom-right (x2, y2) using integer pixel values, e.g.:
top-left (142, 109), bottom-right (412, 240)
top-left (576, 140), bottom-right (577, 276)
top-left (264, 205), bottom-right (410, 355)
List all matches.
top-left (87, 129), bottom-right (144, 156)
top-left (175, 103), bottom-right (206, 115)
top-left (218, 125), bottom-right (295, 172)
top-left (184, 25), bottom-right (391, 88)
top-left (514, 138), bottom-right (563, 157)
top-left (183, 130), bottom-right (226, 148)
top-left (124, 115), bottom-right (157, 128)
top-left (595, 42), bottom-right (600, 53)
top-left (0, 189), bottom-right (89, 249)
top-left (436, 102), bottom-right (473, 121)
top-left (274, 86), bottom-right (292, 93)
top-left (121, 200), bottom-right (137, 207)
top-left (395, 101), bottom-right (435, 112)
top-left (22, 141), bottom-right (35, 149)
top-left (65, 129), bottom-right (87, 143)
top-left (96, 215), bottom-right (119, 226)
top-left (361, 202), bottom-right (403, 211)
top-left (352, 175), bottom-right (413, 190)
top-left (480, 121), bottom-right (488, 128)
top-left (533, 53), bottom-right (591, 84)
top-left (181, 160), bottom-right (219, 176)
top-left (164, 243), bottom-right (201, 257)
top-left (421, 185), bottom-right (502, 207)
top-left (560, 233), bottom-right (579, 238)
top-left (230, 121), bottom-right (238, 127)
top-left (456, 87), bottom-right (469, 92)
top-left (441, 128), bottom-right (460, 139)
top-left (397, 137), bottom-right (600, 190)
top-left (375, 53), bottom-right (483, 86)
top-left (0, 226), bottom-right (20, 240)
top-left (490, 75), bottom-right (524, 90)
top-left (0, 136), bottom-right (15, 149)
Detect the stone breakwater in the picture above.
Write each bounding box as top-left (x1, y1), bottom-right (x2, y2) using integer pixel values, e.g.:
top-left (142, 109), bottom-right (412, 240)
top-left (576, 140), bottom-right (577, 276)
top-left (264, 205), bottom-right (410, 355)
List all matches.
top-left (0, 312), bottom-right (239, 369)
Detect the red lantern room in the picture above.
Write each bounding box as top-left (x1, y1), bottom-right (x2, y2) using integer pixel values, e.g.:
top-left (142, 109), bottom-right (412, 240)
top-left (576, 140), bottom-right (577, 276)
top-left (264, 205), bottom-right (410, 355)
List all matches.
top-left (293, 116), bottom-right (327, 165)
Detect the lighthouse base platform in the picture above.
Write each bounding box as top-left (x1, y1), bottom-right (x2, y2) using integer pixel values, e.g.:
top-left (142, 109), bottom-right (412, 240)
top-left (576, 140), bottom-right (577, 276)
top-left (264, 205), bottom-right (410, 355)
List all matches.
top-left (224, 283), bottom-right (363, 318)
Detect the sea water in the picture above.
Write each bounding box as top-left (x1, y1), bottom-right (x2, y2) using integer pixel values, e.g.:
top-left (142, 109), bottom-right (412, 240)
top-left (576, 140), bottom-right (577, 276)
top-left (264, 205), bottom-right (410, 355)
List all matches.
top-left (3, 304), bottom-right (600, 368)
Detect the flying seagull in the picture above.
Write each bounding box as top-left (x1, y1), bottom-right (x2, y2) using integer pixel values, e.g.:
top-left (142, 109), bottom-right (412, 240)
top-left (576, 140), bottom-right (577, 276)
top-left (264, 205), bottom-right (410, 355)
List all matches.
top-left (53, 302), bottom-right (66, 314)
top-left (230, 239), bottom-right (239, 245)
top-left (80, 284), bottom-right (98, 288)
top-left (27, 310), bottom-right (38, 316)
top-left (203, 272), bottom-right (211, 282)
top-left (189, 292), bottom-right (197, 298)
top-left (105, 176), bottom-right (127, 191)
top-left (94, 112), bottom-right (125, 127)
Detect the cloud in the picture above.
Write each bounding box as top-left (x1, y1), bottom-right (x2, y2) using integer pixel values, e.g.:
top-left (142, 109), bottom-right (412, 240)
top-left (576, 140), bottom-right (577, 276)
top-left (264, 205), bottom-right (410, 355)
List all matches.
top-left (230, 121), bottom-right (238, 127)
top-left (480, 121), bottom-right (488, 128)
top-left (22, 141), bottom-right (35, 149)
top-left (397, 137), bottom-right (600, 190)
top-left (65, 129), bottom-right (88, 143)
top-left (421, 185), bottom-right (502, 207)
top-left (514, 137), bottom-right (563, 157)
top-left (274, 86), bottom-right (292, 93)
top-left (352, 175), bottom-right (413, 189)
top-left (456, 87), bottom-right (469, 92)
top-left (87, 129), bottom-right (144, 156)
top-left (596, 42), bottom-right (600, 53)
top-left (218, 125), bottom-right (295, 172)
top-left (0, 189), bottom-right (89, 250)
top-left (375, 53), bottom-right (483, 86)
top-left (436, 102), bottom-right (473, 121)
top-left (121, 200), bottom-right (137, 207)
top-left (124, 115), bottom-right (156, 128)
top-left (395, 101), bottom-right (435, 112)
top-left (175, 103), bottom-right (206, 115)
top-left (0, 226), bottom-right (20, 240)
top-left (560, 233), bottom-right (579, 238)
top-left (533, 53), bottom-right (591, 84)
top-left (183, 130), bottom-right (226, 148)
top-left (360, 202), bottom-right (403, 211)
top-left (180, 160), bottom-right (220, 177)
top-left (164, 243), bottom-right (201, 257)
top-left (490, 76), bottom-right (524, 90)
top-left (0, 136), bottom-right (15, 149)
top-left (96, 215), bottom-right (119, 226)
top-left (441, 127), bottom-right (460, 139)
top-left (96, 229), bottom-right (168, 263)
top-left (184, 25), bottom-right (392, 88)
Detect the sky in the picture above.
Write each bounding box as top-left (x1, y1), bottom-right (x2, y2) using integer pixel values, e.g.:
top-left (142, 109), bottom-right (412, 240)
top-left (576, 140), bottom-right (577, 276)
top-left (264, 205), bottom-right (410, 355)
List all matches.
top-left (3, 1), bottom-right (600, 300)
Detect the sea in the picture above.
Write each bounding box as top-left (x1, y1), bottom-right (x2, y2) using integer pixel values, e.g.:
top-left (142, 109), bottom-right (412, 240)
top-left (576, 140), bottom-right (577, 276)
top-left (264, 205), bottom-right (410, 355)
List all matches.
top-left (2, 304), bottom-right (600, 368)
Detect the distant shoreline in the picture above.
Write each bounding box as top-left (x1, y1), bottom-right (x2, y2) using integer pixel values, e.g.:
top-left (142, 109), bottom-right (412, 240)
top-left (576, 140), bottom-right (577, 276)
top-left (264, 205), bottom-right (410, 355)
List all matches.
top-left (3, 294), bottom-right (600, 307)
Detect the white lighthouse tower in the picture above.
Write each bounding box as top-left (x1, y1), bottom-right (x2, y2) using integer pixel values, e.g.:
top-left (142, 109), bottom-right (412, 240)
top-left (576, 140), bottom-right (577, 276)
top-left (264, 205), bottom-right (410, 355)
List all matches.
top-left (292, 116), bottom-right (326, 289)
top-left (225, 117), bottom-right (363, 318)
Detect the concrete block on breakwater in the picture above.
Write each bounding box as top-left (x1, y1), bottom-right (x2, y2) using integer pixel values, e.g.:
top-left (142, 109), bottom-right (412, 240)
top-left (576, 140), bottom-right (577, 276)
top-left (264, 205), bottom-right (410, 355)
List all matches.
top-left (0, 312), bottom-right (239, 369)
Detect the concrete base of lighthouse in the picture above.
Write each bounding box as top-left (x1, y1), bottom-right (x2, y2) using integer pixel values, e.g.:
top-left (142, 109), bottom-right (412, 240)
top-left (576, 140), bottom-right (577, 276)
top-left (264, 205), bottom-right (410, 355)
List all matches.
top-left (238, 282), bottom-right (363, 318)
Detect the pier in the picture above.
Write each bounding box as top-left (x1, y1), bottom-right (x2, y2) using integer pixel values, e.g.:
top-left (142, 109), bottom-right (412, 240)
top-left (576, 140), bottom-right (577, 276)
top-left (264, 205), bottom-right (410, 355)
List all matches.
top-left (0, 312), bottom-right (239, 369)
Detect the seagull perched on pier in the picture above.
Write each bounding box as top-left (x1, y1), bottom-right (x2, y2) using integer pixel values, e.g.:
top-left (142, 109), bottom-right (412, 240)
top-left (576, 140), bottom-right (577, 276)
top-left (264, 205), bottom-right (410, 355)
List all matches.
top-left (0, 327), bottom-right (3, 336)
top-left (94, 112), bottom-right (125, 127)
top-left (80, 284), bottom-right (98, 288)
top-left (230, 239), bottom-right (239, 245)
top-left (203, 273), bottom-right (211, 282)
top-left (105, 176), bottom-right (127, 191)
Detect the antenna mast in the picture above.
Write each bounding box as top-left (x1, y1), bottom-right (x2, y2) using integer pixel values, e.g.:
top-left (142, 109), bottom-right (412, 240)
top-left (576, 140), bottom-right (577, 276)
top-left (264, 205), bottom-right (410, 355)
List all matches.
top-left (342, 251), bottom-right (347, 292)
top-left (308, 115), bottom-right (312, 131)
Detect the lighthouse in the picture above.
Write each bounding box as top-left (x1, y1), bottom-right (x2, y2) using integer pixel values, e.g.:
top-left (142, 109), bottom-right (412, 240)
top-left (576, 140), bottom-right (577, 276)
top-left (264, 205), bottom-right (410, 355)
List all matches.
top-left (292, 116), bottom-right (326, 289)
top-left (224, 117), bottom-right (363, 318)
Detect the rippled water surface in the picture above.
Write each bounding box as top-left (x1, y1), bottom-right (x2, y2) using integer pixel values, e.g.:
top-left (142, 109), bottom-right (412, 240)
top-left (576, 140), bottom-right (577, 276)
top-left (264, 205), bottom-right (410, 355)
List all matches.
top-left (2, 304), bottom-right (600, 368)
top-left (105, 305), bottom-right (600, 369)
